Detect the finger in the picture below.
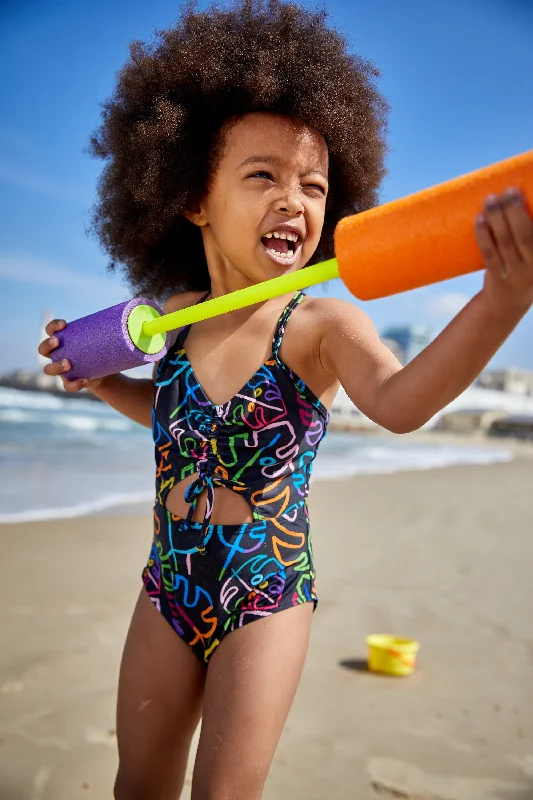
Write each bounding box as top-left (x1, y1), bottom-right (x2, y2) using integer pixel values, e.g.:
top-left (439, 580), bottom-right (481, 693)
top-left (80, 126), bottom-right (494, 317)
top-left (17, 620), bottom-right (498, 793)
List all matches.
top-left (43, 358), bottom-right (72, 376)
top-left (483, 194), bottom-right (523, 275)
top-left (501, 188), bottom-right (533, 267)
top-left (62, 377), bottom-right (88, 392)
top-left (44, 319), bottom-right (66, 336)
top-left (475, 213), bottom-right (504, 276)
top-left (38, 334), bottom-right (61, 356)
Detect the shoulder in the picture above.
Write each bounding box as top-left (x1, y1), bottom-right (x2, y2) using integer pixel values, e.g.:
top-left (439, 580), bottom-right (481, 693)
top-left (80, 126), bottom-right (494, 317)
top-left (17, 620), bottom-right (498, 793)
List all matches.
top-left (299, 294), bottom-right (381, 374)
top-left (162, 290), bottom-right (207, 315)
top-left (299, 293), bottom-right (374, 334)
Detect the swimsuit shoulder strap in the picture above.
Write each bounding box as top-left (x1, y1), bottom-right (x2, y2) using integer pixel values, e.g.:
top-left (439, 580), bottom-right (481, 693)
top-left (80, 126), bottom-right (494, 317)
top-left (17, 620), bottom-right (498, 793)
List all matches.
top-left (272, 291), bottom-right (304, 359)
top-left (271, 290), bottom-right (329, 419)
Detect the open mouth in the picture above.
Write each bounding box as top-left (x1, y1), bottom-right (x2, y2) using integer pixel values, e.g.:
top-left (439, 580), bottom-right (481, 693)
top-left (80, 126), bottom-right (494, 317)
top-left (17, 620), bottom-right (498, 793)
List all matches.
top-left (260, 231), bottom-right (302, 266)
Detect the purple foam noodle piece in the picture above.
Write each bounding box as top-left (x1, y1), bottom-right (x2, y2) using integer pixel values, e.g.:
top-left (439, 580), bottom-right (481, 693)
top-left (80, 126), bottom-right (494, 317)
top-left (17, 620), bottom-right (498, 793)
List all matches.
top-left (51, 298), bottom-right (170, 381)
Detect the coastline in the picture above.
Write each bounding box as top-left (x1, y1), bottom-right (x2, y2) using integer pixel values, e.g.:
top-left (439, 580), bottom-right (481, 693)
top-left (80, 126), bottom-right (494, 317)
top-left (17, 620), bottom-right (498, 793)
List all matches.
top-left (2, 381), bottom-right (533, 525)
top-left (2, 427), bottom-right (531, 525)
top-left (1, 457), bottom-right (532, 798)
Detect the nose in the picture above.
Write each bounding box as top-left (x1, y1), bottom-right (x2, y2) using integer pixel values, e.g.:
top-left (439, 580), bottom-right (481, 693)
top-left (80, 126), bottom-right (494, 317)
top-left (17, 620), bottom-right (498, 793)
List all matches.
top-left (273, 184), bottom-right (304, 216)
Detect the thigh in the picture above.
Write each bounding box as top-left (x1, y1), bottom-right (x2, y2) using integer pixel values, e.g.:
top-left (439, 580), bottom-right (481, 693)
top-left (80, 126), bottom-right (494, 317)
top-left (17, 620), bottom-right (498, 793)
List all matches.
top-left (191, 602), bottom-right (314, 800)
top-left (115, 589), bottom-right (206, 800)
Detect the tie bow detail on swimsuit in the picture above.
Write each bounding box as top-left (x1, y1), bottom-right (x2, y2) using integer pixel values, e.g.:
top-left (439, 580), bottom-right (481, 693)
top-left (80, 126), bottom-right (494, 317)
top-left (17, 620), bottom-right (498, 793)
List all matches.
top-left (183, 472), bottom-right (217, 546)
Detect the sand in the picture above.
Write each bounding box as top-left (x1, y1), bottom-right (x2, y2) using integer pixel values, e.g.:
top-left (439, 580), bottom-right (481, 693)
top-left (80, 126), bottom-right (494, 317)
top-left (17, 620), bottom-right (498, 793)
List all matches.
top-left (1, 455), bottom-right (533, 799)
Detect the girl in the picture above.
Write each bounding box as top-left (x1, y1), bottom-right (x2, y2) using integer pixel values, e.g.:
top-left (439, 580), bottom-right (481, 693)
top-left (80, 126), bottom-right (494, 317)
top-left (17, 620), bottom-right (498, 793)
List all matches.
top-left (39, 2), bottom-right (533, 798)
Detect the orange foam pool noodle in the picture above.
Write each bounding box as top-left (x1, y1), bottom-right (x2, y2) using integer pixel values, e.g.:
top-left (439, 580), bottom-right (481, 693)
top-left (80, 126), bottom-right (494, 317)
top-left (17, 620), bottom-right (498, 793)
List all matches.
top-left (335, 149), bottom-right (533, 300)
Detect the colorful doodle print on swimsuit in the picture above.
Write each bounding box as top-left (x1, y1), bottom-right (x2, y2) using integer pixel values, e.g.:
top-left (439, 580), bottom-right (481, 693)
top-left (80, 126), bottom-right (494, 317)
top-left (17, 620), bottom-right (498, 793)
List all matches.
top-left (142, 291), bottom-right (330, 662)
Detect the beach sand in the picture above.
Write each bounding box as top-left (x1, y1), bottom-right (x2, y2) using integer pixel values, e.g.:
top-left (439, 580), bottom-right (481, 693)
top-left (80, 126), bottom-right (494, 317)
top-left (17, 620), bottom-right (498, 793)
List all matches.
top-left (1, 455), bottom-right (533, 799)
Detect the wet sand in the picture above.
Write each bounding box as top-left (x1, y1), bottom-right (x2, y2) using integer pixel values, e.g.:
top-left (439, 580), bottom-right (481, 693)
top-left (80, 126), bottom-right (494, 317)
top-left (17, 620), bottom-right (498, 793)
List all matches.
top-left (1, 457), bottom-right (533, 799)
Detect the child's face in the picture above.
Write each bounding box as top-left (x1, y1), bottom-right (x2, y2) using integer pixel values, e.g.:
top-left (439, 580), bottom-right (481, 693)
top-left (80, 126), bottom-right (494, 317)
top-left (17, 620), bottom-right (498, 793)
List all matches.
top-left (189, 112), bottom-right (329, 286)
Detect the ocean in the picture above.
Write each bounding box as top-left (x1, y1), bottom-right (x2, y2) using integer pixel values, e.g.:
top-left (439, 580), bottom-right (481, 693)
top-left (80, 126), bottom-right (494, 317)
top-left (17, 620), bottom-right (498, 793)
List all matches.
top-left (0, 386), bottom-right (512, 524)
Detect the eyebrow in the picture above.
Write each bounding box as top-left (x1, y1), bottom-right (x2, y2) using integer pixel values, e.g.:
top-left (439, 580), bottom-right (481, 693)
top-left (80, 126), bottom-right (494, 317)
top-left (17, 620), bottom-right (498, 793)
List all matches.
top-left (238, 155), bottom-right (328, 180)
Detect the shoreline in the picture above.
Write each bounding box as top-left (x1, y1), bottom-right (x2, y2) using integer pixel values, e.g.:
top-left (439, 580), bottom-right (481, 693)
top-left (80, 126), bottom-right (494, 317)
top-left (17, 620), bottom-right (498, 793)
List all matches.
top-left (2, 428), bottom-right (532, 526)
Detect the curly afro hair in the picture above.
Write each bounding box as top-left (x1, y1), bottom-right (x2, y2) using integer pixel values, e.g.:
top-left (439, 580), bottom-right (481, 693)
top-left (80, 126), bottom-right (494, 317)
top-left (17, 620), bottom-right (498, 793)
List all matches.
top-left (87, 0), bottom-right (389, 301)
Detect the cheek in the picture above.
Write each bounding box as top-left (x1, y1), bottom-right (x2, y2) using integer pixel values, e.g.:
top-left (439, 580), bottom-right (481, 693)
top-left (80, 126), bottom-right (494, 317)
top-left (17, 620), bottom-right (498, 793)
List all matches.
top-left (210, 212), bottom-right (259, 256)
top-left (208, 197), bottom-right (243, 240)
top-left (217, 191), bottom-right (256, 230)
top-left (307, 204), bottom-right (326, 243)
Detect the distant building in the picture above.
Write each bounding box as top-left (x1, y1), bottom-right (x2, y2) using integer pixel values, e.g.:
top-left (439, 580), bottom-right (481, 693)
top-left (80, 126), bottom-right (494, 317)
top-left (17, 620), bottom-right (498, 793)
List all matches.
top-left (477, 368), bottom-right (533, 397)
top-left (380, 324), bottom-right (433, 365)
top-left (0, 368), bottom-right (62, 392)
top-left (489, 414), bottom-right (533, 441)
top-left (438, 408), bottom-right (506, 434)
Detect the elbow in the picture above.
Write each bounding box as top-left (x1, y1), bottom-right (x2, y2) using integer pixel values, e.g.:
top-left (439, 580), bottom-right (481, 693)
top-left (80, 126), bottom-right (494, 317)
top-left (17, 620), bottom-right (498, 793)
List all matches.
top-left (372, 373), bottom-right (429, 435)
top-left (371, 380), bottom-right (433, 434)
top-left (386, 421), bottom-right (422, 435)
top-left (379, 413), bottom-right (427, 435)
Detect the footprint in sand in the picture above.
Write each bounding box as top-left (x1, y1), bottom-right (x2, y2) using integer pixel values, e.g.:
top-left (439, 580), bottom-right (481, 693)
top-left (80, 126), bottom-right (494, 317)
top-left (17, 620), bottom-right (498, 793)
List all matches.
top-left (1, 679), bottom-right (27, 694)
top-left (31, 767), bottom-right (51, 800)
top-left (507, 754), bottom-right (533, 778)
top-left (367, 757), bottom-right (528, 799)
top-left (84, 727), bottom-right (117, 748)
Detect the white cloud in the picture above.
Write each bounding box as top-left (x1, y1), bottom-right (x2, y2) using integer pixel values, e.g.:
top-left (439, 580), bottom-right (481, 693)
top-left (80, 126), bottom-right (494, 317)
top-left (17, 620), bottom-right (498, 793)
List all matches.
top-left (426, 292), bottom-right (470, 318)
top-left (0, 253), bottom-right (127, 300)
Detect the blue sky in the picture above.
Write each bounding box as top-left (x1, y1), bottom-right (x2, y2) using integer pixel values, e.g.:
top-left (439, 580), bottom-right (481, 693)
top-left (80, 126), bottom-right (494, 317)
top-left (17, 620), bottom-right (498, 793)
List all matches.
top-left (1, 0), bottom-right (532, 375)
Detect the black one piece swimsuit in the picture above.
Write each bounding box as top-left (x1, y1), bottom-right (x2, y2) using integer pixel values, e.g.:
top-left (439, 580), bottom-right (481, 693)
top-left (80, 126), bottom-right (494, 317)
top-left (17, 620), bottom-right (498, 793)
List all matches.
top-left (143, 291), bottom-right (330, 663)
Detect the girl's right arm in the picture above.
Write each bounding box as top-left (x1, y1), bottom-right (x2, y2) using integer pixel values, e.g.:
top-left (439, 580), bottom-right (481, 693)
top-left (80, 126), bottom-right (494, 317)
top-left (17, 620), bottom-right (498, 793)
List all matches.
top-left (37, 291), bottom-right (204, 429)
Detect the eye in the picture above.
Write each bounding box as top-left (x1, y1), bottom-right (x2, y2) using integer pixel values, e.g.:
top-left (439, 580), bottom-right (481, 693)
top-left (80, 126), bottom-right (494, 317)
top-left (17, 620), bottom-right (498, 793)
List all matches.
top-left (305, 183), bottom-right (327, 195)
top-left (248, 171), bottom-right (274, 181)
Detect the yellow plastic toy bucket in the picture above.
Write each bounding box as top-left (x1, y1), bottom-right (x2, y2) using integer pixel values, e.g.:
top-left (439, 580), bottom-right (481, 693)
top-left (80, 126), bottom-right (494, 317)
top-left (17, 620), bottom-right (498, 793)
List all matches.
top-left (365, 634), bottom-right (420, 677)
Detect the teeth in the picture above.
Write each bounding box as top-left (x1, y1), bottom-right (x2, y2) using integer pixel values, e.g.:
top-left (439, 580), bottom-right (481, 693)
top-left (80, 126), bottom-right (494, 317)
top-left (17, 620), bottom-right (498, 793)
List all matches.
top-left (263, 231), bottom-right (300, 242)
top-left (266, 246), bottom-right (295, 259)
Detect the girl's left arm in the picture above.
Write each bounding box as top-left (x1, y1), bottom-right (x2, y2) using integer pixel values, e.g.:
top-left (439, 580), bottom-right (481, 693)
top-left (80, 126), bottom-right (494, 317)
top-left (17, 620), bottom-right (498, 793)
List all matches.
top-left (320, 188), bottom-right (533, 433)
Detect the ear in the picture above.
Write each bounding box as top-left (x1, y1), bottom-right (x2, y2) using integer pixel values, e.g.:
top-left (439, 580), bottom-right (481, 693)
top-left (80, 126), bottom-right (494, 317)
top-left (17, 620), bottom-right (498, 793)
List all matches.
top-left (183, 202), bottom-right (208, 227)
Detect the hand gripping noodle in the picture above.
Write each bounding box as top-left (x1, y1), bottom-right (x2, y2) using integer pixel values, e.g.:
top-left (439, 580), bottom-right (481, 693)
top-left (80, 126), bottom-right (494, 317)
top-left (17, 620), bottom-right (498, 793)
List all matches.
top-left (52, 298), bottom-right (170, 381)
top-left (52, 149), bottom-right (533, 381)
